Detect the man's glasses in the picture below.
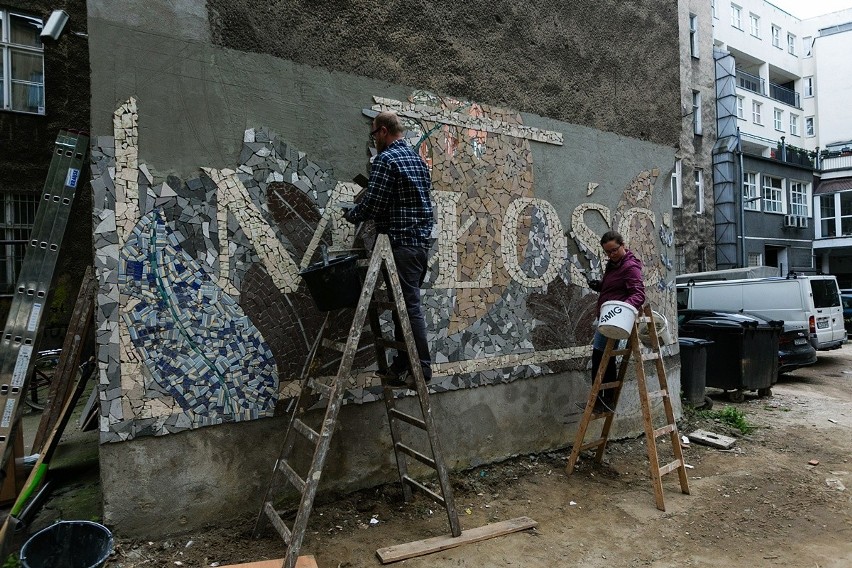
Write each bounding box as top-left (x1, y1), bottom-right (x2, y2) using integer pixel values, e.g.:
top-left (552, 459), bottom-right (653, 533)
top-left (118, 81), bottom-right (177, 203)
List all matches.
top-left (369, 127), bottom-right (382, 140)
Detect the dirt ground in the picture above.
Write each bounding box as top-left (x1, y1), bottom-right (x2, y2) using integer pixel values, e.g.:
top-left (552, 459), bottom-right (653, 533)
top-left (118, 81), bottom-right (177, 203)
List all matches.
top-left (26, 347), bottom-right (852, 567)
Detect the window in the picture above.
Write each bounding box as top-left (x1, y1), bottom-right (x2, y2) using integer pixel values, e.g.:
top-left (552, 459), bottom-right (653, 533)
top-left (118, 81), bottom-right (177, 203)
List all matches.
top-left (820, 195), bottom-right (836, 237)
top-left (750, 14), bottom-right (760, 37)
top-left (671, 159), bottom-right (682, 208)
top-left (774, 108), bottom-right (783, 131)
top-left (737, 96), bottom-right (744, 119)
top-left (689, 14), bottom-right (699, 58)
top-left (747, 252), bottom-right (763, 267)
top-left (763, 176), bottom-right (783, 213)
top-left (692, 91), bottom-right (702, 135)
top-left (805, 116), bottom-right (815, 137)
top-left (743, 172), bottom-right (759, 210)
top-left (0, 192), bottom-right (38, 294)
top-left (0, 10), bottom-right (45, 114)
top-left (694, 169), bottom-right (704, 214)
top-left (731, 4), bottom-right (742, 29)
top-left (771, 25), bottom-right (781, 48)
top-left (790, 114), bottom-right (799, 136)
top-left (804, 76), bottom-right (813, 97)
top-left (712, 0), bottom-right (718, 18)
top-left (789, 182), bottom-right (809, 217)
top-left (803, 36), bottom-right (812, 57)
top-left (787, 33), bottom-right (796, 55)
top-left (842, 192), bottom-right (852, 236)
top-left (752, 101), bottom-right (762, 124)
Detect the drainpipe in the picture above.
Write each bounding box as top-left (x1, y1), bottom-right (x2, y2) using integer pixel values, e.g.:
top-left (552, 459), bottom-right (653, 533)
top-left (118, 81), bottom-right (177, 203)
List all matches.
top-left (781, 136), bottom-right (787, 162)
top-left (737, 127), bottom-right (746, 268)
top-left (815, 147), bottom-right (820, 170)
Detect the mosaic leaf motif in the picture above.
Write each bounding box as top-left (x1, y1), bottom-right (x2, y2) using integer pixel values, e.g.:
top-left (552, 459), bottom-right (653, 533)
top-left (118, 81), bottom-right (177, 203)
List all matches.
top-left (119, 210), bottom-right (279, 420)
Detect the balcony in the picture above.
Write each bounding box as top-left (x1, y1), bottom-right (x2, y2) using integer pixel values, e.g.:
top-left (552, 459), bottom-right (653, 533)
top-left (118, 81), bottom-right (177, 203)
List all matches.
top-left (736, 70), bottom-right (801, 108)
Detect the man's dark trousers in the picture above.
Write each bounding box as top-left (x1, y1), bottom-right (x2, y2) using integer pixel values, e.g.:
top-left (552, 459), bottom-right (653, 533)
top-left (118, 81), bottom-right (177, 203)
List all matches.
top-left (388, 245), bottom-right (431, 382)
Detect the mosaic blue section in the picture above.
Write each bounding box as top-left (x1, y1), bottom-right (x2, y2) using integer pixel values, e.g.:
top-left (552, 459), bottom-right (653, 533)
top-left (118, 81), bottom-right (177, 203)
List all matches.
top-left (119, 210), bottom-right (279, 420)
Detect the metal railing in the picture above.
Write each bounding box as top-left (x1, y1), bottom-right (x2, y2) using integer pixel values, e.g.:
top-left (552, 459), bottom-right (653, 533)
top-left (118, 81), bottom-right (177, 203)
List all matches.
top-left (736, 70), bottom-right (765, 95)
top-left (821, 154), bottom-right (852, 171)
top-left (769, 82), bottom-right (800, 107)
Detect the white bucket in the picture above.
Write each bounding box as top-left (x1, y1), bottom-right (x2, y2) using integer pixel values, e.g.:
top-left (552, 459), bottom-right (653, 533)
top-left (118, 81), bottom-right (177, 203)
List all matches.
top-left (598, 300), bottom-right (638, 339)
top-left (639, 310), bottom-right (672, 346)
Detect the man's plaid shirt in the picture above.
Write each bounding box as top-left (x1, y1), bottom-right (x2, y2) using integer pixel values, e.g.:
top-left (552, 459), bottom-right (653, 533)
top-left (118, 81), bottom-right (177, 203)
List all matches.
top-left (346, 139), bottom-right (434, 248)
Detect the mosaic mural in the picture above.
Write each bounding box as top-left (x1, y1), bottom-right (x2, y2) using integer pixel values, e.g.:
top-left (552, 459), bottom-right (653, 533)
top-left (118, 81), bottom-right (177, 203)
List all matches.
top-left (92, 94), bottom-right (676, 442)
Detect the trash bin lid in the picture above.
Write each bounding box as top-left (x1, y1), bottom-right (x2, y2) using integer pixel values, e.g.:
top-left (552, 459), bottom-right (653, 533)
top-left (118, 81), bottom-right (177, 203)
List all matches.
top-left (682, 317), bottom-right (749, 330)
top-left (678, 337), bottom-right (714, 346)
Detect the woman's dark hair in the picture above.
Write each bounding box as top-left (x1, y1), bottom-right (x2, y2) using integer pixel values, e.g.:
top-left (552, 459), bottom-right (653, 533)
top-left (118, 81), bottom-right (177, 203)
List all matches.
top-left (600, 230), bottom-right (624, 247)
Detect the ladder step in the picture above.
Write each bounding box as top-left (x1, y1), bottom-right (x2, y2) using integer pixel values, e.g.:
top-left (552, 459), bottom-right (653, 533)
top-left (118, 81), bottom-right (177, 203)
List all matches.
top-left (278, 459), bottom-right (307, 493)
top-left (647, 389), bottom-right (668, 399)
top-left (370, 300), bottom-right (397, 312)
top-left (611, 348), bottom-right (631, 356)
top-left (637, 316), bottom-right (653, 323)
top-left (642, 352), bottom-right (661, 361)
top-left (653, 423), bottom-right (676, 438)
top-left (292, 418), bottom-right (320, 445)
top-left (401, 474), bottom-right (446, 505)
top-left (263, 501), bottom-right (292, 544)
top-left (599, 380), bottom-right (622, 391)
top-left (578, 437), bottom-right (606, 452)
top-left (389, 408), bottom-right (426, 430)
top-left (307, 378), bottom-right (332, 398)
top-left (396, 442), bottom-right (437, 469)
top-left (321, 338), bottom-right (348, 353)
top-left (659, 459), bottom-right (683, 477)
top-left (375, 338), bottom-right (407, 350)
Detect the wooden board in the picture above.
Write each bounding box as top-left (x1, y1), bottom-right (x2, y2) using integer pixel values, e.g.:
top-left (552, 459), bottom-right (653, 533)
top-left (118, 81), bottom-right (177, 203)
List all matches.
top-left (376, 517), bottom-right (538, 564)
top-left (220, 556), bottom-right (317, 568)
top-left (688, 429), bottom-right (737, 449)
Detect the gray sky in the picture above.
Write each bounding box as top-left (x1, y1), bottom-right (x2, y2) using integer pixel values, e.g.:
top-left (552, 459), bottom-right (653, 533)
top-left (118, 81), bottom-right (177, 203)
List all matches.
top-left (769, 0), bottom-right (852, 19)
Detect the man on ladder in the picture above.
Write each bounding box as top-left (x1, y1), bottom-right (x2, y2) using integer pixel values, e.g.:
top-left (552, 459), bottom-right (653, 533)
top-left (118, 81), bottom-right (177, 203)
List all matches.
top-left (585, 230), bottom-right (645, 412)
top-left (344, 110), bottom-right (434, 388)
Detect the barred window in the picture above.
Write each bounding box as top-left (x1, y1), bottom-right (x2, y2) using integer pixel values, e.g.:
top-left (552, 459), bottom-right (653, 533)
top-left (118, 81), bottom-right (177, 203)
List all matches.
top-left (0, 193), bottom-right (39, 294)
top-left (1, 10), bottom-right (45, 114)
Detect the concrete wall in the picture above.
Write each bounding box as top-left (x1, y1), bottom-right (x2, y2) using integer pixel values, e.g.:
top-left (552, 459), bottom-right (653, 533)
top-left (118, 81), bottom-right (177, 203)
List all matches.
top-left (88, 0), bottom-right (683, 536)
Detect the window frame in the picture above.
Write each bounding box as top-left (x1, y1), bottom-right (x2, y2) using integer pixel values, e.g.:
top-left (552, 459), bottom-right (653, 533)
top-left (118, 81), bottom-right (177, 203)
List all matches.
top-left (789, 181), bottom-right (809, 218)
top-left (671, 159), bottom-right (682, 209)
top-left (805, 116), bottom-right (815, 137)
top-left (0, 192), bottom-right (39, 295)
top-left (773, 108), bottom-right (783, 132)
top-left (762, 175), bottom-right (784, 213)
top-left (803, 36), bottom-right (812, 57)
top-left (790, 114), bottom-right (799, 136)
top-left (731, 4), bottom-right (742, 29)
top-left (749, 13), bottom-right (760, 37)
top-left (692, 90), bottom-right (702, 135)
top-left (787, 32), bottom-right (796, 55)
top-left (694, 169), bottom-right (705, 215)
top-left (0, 10), bottom-right (46, 115)
top-left (819, 194), bottom-right (837, 238)
top-left (752, 100), bottom-right (762, 125)
top-left (743, 172), bottom-right (759, 211)
top-left (689, 14), bottom-right (699, 58)
top-left (771, 25), bottom-right (781, 48)
top-left (736, 95), bottom-right (744, 119)
top-left (804, 76), bottom-right (814, 98)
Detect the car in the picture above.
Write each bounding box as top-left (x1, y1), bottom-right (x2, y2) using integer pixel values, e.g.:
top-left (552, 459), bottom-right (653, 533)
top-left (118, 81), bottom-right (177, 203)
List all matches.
top-left (678, 309), bottom-right (817, 374)
top-left (842, 294), bottom-right (852, 334)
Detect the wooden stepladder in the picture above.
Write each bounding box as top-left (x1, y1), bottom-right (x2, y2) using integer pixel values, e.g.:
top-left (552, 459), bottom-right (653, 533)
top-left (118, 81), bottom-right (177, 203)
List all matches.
top-left (566, 304), bottom-right (690, 511)
top-left (254, 234), bottom-right (460, 568)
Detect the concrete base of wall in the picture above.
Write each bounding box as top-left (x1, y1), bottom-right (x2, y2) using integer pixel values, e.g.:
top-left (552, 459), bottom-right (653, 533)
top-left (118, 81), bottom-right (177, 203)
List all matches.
top-left (100, 362), bottom-right (681, 537)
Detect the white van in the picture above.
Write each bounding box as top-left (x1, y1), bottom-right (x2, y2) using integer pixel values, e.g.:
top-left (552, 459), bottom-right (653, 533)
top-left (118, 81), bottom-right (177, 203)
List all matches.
top-left (677, 274), bottom-right (847, 351)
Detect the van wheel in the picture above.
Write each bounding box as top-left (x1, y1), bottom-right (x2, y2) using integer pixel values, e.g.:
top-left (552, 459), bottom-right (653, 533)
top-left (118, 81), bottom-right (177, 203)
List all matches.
top-left (758, 387), bottom-right (772, 397)
top-left (727, 389), bottom-right (745, 403)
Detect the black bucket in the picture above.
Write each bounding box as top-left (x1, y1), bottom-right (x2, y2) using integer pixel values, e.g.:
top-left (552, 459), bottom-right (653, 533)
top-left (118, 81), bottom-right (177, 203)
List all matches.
top-left (299, 254), bottom-right (361, 311)
top-left (20, 520), bottom-right (113, 568)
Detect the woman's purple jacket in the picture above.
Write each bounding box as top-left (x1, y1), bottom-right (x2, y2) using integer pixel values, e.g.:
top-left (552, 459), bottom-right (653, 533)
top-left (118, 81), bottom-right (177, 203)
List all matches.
top-left (596, 249), bottom-right (646, 312)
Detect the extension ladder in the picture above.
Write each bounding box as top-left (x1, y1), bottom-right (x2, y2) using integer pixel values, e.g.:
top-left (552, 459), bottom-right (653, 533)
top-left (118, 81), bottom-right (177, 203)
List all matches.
top-left (566, 304), bottom-right (690, 511)
top-left (254, 234), bottom-right (460, 568)
top-left (0, 130), bottom-right (89, 482)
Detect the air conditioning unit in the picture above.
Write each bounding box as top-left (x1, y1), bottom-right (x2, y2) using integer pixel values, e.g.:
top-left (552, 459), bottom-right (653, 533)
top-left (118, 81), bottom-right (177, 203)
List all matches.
top-left (783, 214), bottom-right (797, 228)
top-left (797, 216), bottom-right (809, 229)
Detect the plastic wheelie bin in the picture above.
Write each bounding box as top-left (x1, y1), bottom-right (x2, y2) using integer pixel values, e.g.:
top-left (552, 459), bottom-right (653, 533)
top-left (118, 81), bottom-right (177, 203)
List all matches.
top-left (678, 314), bottom-right (781, 402)
top-left (678, 337), bottom-right (713, 408)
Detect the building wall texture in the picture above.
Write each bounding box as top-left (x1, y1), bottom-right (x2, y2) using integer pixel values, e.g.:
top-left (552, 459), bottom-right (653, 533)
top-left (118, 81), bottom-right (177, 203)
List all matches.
top-left (0, 0), bottom-right (91, 348)
top-left (88, 0), bottom-right (683, 536)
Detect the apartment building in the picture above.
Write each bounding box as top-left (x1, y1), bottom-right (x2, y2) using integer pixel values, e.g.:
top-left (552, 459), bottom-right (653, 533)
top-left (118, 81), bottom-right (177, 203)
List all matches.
top-left (711, 0), bottom-right (818, 273)
top-left (674, 0), bottom-right (717, 273)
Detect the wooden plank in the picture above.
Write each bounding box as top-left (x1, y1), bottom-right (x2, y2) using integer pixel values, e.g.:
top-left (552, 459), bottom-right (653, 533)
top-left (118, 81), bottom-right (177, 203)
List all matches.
top-left (688, 429), bottom-right (737, 449)
top-left (375, 517), bottom-right (538, 564)
top-left (220, 555), bottom-right (317, 568)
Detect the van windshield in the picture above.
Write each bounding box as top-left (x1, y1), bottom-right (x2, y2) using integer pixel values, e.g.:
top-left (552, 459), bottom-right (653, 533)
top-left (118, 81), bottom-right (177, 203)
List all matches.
top-left (811, 280), bottom-right (840, 308)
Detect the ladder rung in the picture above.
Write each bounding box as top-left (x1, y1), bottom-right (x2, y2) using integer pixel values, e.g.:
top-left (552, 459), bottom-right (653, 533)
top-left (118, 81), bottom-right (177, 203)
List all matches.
top-left (293, 418), bottom-right (320, 445)
top-left (263, 501), bottom-right (292, 544)
top-left (642, 352), bottom-right (661, 361)
top-left (646, 389), bottom-right (668, 399)
top-left (659, 459), bottom-right (683, 477)
top-left (653, 424), bottom-right (676, 438)
top-left (578, 437), bottom-right (606, 452)
top-left (637, 316), bottom-right (653, 323)
top-left (611, 349), bottom-right (631, 356)
top-left (401, 475), bottom-right (446, 505)
top-left (599, 380), bottom-right (622, 391)
top-left (308, 378), bottom-right (332, 398)
top-left (375, 338), bottom-right (407, 350)
top-left (389, 408), bottom-right (426, 430)
top-left (370, 300), bottom-right (397, 312)
top-left (321, 338), bottom-right (347, 352)
top-left (278, 459), bottom-right (307, 493)
top-left (396, 442), bottom-right (437, 469)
